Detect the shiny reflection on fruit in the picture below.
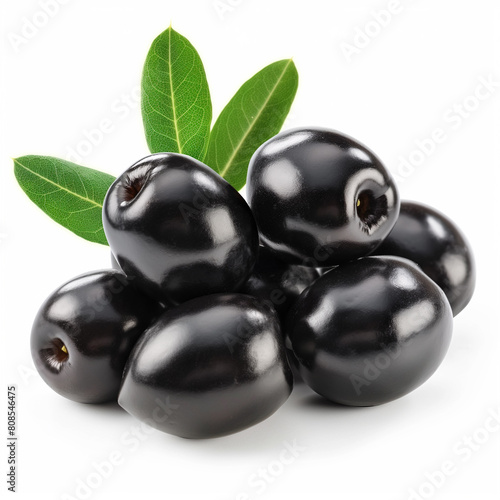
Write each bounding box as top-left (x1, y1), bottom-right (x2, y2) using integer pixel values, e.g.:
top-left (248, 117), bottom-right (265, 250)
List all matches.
top-left (119, 294), bottom-right (293, 438)
top-left (31, 270), bottom-right (161, 403)
top-left (373, 201), bottom-right (475, 316)
top-left (247, 128), bottom-right (400, 266)
top-left (103, 153), bottom-right (259, 304)
top-left (288, 256), bottom-right (453, 406)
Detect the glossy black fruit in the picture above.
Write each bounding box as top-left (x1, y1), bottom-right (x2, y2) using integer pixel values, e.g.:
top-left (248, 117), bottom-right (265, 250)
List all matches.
top-left (103, 153), bottom-right (259, 304)
top-left (240, 248), bottom-right (319, 384)
top-left (373, 201), bottom-right (475, 316)
top-left (240, 246), bottom-right (319, 325)
top-left (31, 270), bottom-right (161, 404)
top-left (247, 128), bottom-right (400, 267)
top-left (119, 294), bottom-right (293, 439)
top-left (288, 256), bottom-right (453, 406)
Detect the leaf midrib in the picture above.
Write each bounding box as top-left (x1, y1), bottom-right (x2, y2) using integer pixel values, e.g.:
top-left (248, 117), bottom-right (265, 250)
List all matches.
top-left (168, 27), bottom-right (182, 154)
top-left (219, 59), bottom-right (292, 178)
top-left (14, 159), bottom-right (102, 208)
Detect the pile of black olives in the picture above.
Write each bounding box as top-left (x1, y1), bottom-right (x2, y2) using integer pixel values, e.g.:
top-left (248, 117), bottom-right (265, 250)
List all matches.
top-left (30, 128), bottom-right (475, 439)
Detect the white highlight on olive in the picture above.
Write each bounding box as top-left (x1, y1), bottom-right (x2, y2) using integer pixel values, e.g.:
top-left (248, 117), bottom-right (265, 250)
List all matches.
top-left (442, 253), bottom-right (468, 287)
top-left (393, 301), bottom-right (435, 339)
top-left (206, 208), bottom-right (237, 245)
top-left (426, 216), bottom-right (448, 240)
top-left (389, 267), bottom-right (419, 291)
top-left (262, 159), bottom-right (302, 198)
top-left (249, 334), bottom-right (278, 375)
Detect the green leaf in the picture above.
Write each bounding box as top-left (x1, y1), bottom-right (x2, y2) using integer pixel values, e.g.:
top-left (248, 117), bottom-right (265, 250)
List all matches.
top-left (142, 26), bottom-right (212, 159)
top-left (13, 156), bottom-right (115, 245)
top-left (204, 59), bottom-right (298, 191)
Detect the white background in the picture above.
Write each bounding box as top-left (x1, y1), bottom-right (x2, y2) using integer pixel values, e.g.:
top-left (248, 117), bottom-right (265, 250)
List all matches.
top-left (1, 1), bottom-right (499, 499)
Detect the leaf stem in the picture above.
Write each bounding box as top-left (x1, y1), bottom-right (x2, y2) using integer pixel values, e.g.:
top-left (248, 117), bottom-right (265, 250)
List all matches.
top-left (14, 158), bottom-right (102, 208)
top-left (168, 26), bottom-right (182, 154)
top-left (219, 59), bottom-right (293, 178)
